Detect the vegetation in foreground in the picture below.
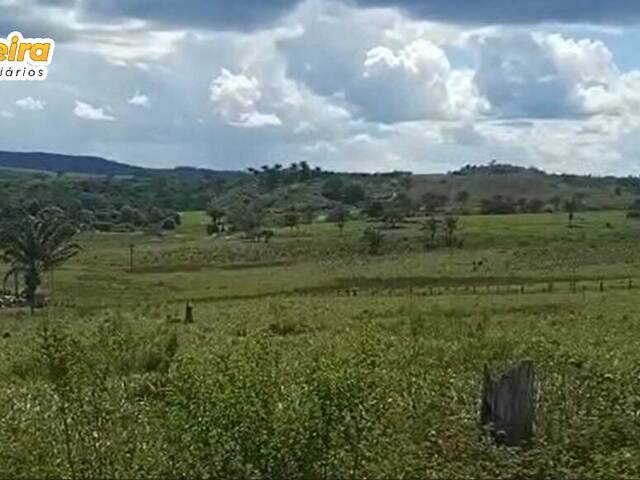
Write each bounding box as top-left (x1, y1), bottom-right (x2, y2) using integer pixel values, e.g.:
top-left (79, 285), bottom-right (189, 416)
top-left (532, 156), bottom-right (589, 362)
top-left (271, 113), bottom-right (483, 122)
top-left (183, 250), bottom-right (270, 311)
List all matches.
top-left (1, 208), bottom-right (640, 478)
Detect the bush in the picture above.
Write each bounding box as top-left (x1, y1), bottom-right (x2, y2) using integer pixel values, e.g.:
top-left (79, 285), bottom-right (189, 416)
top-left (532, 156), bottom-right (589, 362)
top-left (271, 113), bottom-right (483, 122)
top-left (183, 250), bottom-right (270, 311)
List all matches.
top-left (481, 195), bottom-right (517, 214)
top-left (362, 226), bottom-right (384, 254)
top-left (161, 218), bottom-right (177, 231)
top-left (206, 223), bottom-right (220, 235)
top-left (94, 221), bottom-right (115, 232)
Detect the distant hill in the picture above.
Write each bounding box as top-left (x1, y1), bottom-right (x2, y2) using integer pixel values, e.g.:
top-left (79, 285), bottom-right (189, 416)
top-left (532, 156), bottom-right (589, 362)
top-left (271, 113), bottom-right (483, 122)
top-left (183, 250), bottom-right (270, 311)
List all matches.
top-left (0, 151), bottom-right (145, 177)
top-left (0, 151), bottom-right (243, 181)
top-left (1, 151), bottom-right (639, 213)
top-left (410, 163), bottom-right (640, 212)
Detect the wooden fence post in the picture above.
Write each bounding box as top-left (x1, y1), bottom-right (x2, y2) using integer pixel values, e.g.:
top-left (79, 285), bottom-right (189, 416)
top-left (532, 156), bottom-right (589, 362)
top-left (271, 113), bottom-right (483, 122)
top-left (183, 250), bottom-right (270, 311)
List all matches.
top-left (481, 361), bottom-right (535, 447)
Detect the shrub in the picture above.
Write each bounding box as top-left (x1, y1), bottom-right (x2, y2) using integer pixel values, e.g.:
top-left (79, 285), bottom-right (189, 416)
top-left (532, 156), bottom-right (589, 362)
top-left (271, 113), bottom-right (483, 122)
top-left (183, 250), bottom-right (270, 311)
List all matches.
top-left (362, 226), bottom-right (384, 255)
top-left (161, 218), bottom-right (177, 231)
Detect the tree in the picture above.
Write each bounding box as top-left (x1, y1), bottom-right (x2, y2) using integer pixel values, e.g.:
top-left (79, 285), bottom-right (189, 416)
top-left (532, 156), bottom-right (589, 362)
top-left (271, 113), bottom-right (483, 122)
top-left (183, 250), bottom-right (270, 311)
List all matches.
top-left (364, 200), bottom-right (385, 219)
top-left (342, 183), bottom-right (366, 205)
top-left (383, 203), bottom-right (405, 229)
top-left (362, 226), bottom-right (384, 255)
top-left (226, 199), bottom-right (264, 236)
top-left (626, 198), bottom-right (640, 218)
top-left (161, 217), bottom-right (177, 231)
top-left (565, 197), bottom-right (577, 228)
top-left (443, 216), bottom-right (459, 247)
top-left (384, 193), bottom-right (414, 228)
top-left (526, 198), bottom-right (545, 214)
top-left (299, 161), bottom-right (312, 181)
top-left (456, 190), bottom-right (470, 205)
top-left (283, 207), bottom-right (299, 230)
top-left (1, 212), bottom-right (80, 311)
top-left (322, 177), bottom-right (345, 201)
top-left (207, 201), bottom-right (226, 235)
top-left (550, 195), bottom-right (563, 212)
top-left (422, 216), bottom-right (439, 250)
top-left (301, 205), bottom-right (315, 224)
top-left (120, 205), bottom-right (145, 227)
top-left (421, 192), bottom-right (448, 214)
top-left (328, 205), bottom-right (348, 233)
top-left (480, 195), bottom-right (517, 215)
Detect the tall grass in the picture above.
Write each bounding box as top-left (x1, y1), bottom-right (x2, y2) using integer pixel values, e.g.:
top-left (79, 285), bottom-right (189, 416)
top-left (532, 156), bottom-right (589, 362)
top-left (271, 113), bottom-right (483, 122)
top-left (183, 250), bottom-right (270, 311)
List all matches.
top-left (2, 302), bottom-right (640, 478)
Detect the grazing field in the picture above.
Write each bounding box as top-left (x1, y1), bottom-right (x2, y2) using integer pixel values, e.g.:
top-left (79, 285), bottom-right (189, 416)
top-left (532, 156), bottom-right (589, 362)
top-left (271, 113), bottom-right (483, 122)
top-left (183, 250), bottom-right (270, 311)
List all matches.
top-left (2, 211), bottom-right (640, 478)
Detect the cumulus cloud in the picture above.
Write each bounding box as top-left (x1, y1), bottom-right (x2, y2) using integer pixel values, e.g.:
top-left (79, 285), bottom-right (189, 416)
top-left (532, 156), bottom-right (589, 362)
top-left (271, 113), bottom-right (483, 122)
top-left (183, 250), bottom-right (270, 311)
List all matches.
top-left (358, 40), bottom-right (481, 122)
top-left (472, 31), bottom-right (632, 119)
top-left (15, 97), bottom-right (45, 111)
top-left (71, 0), bottom-right (300, 31)
top-left (128, 92), bottom-right (151, 107)
top-left (356, 0), bottom-right (640, 26)
top-left (0, 0), bottom-right (639, 175)
top-left (280, 3), bottom-right (479, 124)
top-left (73, 101), bottom-right (116, 121)
top-left (20, 0), bottom-right (640, 34)
top-left (210, 69), bottom-right (282, 128)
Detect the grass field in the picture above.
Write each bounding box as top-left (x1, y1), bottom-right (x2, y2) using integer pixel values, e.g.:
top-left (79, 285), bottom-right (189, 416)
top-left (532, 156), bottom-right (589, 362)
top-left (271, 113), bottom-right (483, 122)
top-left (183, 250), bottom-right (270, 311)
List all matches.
top-left (2, 211), bottom-right (640, 478)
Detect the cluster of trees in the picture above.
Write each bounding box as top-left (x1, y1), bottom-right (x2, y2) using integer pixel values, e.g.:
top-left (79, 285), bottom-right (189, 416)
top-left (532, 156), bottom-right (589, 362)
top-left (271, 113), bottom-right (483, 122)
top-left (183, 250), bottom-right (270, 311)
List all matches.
top-left (249, 162), bottom-right (323, 193)
top-left (627, 198), bottom-right (640, 218)
top-left (480, 195), bottom-right (546, 215)
top-left (421, 216), bottom-right (462, 250)
top-left (452, 162), bottom-right (545, 176)
top-left (0, 176), bottom-right (183, 233)
top-left (206, 195), bottom-right (274, 242)
top-left (321, 177), bottom-right (366, 205)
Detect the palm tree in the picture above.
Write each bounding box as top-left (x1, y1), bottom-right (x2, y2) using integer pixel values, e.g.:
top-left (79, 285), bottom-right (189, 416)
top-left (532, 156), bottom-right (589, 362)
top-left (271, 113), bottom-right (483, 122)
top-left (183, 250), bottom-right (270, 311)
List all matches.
top-left (1, 212), bottom-right (80, 312)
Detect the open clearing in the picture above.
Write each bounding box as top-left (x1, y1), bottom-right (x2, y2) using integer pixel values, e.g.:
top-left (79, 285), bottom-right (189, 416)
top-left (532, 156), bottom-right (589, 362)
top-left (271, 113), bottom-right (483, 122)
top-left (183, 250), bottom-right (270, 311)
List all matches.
top-left (2, 211), bottom-right (640, 478)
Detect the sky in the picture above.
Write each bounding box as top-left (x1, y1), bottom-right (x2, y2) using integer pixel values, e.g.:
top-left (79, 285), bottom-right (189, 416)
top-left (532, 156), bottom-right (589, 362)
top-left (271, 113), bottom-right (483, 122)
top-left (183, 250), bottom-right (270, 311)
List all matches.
top-left (1, 0), bottom-right (640, 175)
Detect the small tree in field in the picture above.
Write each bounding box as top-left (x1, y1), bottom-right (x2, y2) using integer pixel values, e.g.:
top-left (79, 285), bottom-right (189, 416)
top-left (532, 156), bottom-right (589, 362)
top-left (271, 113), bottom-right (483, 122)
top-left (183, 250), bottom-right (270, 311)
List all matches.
top-left (422, 216), bottom-right (439, 250)
top-left (456, 190), bottom-right (470, 207)
top-left (565, 197), bottom-right (577, 228)
top-left (1, 212), bottom-right (80, 312)
top-left (328, 205), bottom-right (348, 234)
top-left (206, 202), bottom-right (225, 235)
top-left (362, 226), bottom-right (384, 255)
top-left (284, 207), bottom-right (299, 230)
top-left (443, 215), bottom-right (460, 247)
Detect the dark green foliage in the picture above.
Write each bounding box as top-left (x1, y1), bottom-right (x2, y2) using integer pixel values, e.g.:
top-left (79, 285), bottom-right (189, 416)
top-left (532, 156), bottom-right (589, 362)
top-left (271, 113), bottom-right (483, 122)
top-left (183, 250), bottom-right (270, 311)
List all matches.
top-left (420, 192), bottom-right (449, 214)
top-left (626, 198), bottom-right (640, 219)
top-left (363, 200), bottom-right (385, 219)
top-left (481, 195), bottom-right (517, 215)
top-left (322, 177), bottom-right (366, 205)
top-left (327, 205), bottom-right (348, 232)
top-left (226, 197), bottom-right (265, 235)
top-left (1, 211), bottom-right (80, 310)
top-left (283, 207), bottom-right (299, 229)
top-left (362, 226), bottom-right (384, 255)
top-left (161, 217), bottom-right (177, 231)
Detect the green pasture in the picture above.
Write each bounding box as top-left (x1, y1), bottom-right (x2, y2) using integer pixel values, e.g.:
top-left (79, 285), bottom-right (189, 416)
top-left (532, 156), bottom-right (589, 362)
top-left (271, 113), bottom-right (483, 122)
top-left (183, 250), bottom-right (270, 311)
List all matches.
top-left (2, 210), bottom-right (640, 478)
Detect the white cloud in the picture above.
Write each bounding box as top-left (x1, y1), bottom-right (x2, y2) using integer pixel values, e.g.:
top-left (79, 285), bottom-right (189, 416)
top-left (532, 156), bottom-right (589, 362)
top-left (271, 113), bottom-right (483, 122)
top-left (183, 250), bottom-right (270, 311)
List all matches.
top-left (128, 92), bottom-right (151, 107)
top-left (15, 97), bottom-right (45, 111)
top-left (0, 110), bottom-right (15, 118)
top-left (471, 31), bottom-right (636, 119)
top-left (210, 69), bottom-right (282, 127)
top-left (73, 101), bottom-right (116, 121)
top-left (0, 0), bottom-right (638, 175)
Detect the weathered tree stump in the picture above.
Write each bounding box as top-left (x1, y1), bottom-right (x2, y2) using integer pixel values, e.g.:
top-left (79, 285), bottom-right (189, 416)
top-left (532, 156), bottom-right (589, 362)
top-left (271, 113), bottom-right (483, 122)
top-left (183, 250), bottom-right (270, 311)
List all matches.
top-left (480, 361), bottom-right (535, 447)
top-left (184, 301), bottom-right (194, 324)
